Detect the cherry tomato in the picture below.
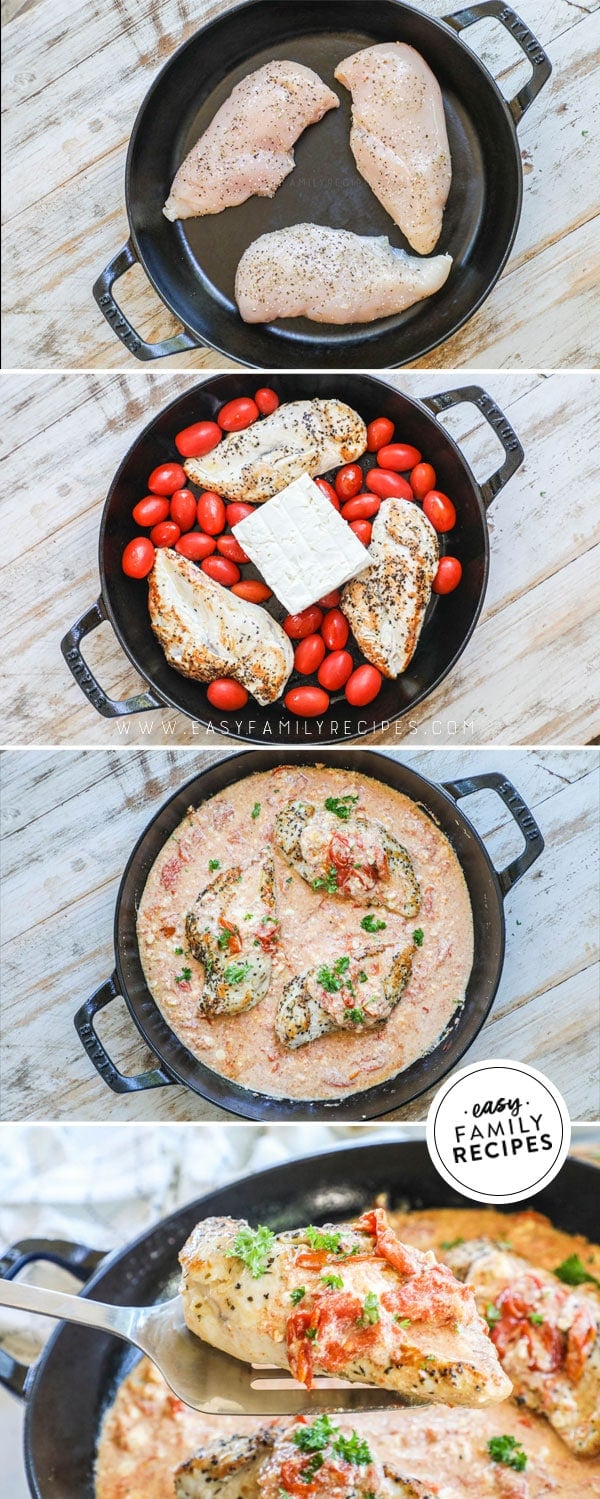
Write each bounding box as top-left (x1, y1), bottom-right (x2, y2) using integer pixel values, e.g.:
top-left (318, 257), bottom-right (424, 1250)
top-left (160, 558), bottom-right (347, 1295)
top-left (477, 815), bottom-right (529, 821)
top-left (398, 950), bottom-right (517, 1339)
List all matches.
top-left (345, 663), bottom-right (383, 706)
top-left (284, 686), bottom-right (330, 717)
top-left (230, 579), bottom-right (272, 603)
top-left (122, 537), bottom-right (155, 578)
top-left (147, 463), bottom-right (187, 496)
top-left (201, 556), bottom-right (241, 585)
top-left (169, 488), bottom-right (197, 532)
top-left (314, 477), bottom-right (340, 510)
top-left (197, 491), bottom-right (226, 535)
top-left (132, 495), bottom-right (170, 527)
top-left (206, 678), bottom-right (248, 710)
top-left (294, 633), bottom-right (327, 675)
top-left (341, 493), bottom-right (380, 522)
top-left (217, 396), bottom-right (260, 432)
top-left (321, 607), bottom-right (349, 651)
top-left (376, 443), bottom-right (421, 471)
top-left (432, 556), bottom-right (463, 593)
top-left (217, 535), bottom-right (249, 563)
top-left (283, 605), bottom-right (324, 640)
top-left (175, 532), bottom-right (216, 561)
top-left (423, 489), bottom-right (457, 532)
top-left (410, 462), bottom-right (436, 500)
top-left (174, 421), bottom-right (222, 458)
top-left (226, 502), bottom-right (255, 527)
top-left (366, 469), bottom-right (413, 501)
top-left (349, 519), bottom-right (372, 546)
top-left (317, 589), bottom-right (341, 608)
top-left (317, 649), bottom-right (354, 691)
top-left (150, 520), bottom-right (181, 547)
top-left (335, 463), bottom-right (364, 501)
top-left (366, 417), bottom-right (394, 451)
top-left (254, 387), bottom-right (280, 415)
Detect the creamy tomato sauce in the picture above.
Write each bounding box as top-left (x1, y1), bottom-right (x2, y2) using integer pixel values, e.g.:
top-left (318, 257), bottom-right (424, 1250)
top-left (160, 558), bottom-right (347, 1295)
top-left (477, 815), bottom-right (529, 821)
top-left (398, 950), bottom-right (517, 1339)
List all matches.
top-left (137, 765), bottom-right (474, 1100)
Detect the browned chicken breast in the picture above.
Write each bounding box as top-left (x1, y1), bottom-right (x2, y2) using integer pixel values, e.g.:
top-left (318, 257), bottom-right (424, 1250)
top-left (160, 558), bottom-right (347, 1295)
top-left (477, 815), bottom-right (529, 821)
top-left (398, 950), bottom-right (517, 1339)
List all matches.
top-left (178, 1209), bottom-right (511, 1406)
top-left (275, 944), bottom-right (415, 1048)
top-left (184, 399), bottom-right (367, 504)
top-left (185, 854), bottom-right (279, 1016)
top-left (341, 499), bottom-right (439, 677)
top-left (273, 799), bottom-right (421, 916)
top-left (446, 1239), bottom-right (600, 1456)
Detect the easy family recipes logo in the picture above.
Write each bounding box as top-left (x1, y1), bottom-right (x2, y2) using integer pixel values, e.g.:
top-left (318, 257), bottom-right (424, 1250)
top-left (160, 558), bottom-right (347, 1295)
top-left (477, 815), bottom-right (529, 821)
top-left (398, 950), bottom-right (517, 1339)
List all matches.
top-left (453, 1094), bottom-right (553, 1164)
top-left (427, 1061), bottom-right (571, 1203)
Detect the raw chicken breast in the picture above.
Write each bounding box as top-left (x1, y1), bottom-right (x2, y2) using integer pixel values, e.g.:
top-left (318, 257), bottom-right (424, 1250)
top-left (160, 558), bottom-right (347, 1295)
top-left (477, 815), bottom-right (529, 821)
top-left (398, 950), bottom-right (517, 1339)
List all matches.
top-left (164, 61), bottom-right (338, 221)
top-left (178, 1207), bottom-right (511, 1404)
top-left (147, 547), bottom-right (293, 704)
top-left (184, 398), bottom-right (367, 504)
top-left (235, 224), bottom-right (452, 324)
top-left (273, 799), bottom-right (421, 916)
top-left (341, 499), bottom-right (439, 677)
top-left (185, 855), bottom-right (279, 1016)
top-left (175, 1420), bottom-right (430, 1499)
top-left (335, 44), bottom-right (452, 255)
top-left (275, 944), bottom-right (415, 1048)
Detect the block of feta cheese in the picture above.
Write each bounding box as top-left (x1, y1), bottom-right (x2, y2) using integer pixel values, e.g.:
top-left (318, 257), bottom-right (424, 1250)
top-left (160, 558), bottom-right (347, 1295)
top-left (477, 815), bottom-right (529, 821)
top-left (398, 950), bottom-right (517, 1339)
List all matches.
top-left (232, 471), bottom-right (371, 614)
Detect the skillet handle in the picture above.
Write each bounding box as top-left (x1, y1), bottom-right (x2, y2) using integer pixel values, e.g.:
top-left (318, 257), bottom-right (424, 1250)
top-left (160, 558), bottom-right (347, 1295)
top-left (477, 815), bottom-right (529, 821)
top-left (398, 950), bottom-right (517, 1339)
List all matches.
top-left (0, 1239), bottom-right (106, 1399)
top-left (74, 974), bottom-right (175, 1093)
top-left (61, 597), bottom-right (163, 718)
top-left (422, 384), bottom-right (524, 508)
top-left (443, 1), bottom-right (552, 125)
top-left (442, 771), bottom-right (544, 897)
top-left (93, 239), bottom-right (200, 361)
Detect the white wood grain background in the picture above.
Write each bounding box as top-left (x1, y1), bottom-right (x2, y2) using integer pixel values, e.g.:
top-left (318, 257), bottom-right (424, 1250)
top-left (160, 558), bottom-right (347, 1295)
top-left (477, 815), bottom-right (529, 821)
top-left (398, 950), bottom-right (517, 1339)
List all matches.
top-left (1, 745), bottom-right (598, 1123)
top-left (2, 0), bottom-right (599, 369)
top-left (0, 369), bottom-right (598, 747)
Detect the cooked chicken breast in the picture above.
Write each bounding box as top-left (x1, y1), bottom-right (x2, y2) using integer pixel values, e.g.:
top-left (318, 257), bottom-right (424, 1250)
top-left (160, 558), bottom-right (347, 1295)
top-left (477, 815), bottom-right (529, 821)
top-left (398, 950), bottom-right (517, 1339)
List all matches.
top-left (184, 398), bottom-right (367, 504)
top-left (273, 800), bottom-right (421, 916)
top-left (185, 854), bottom-right (278, 1016)
top-left (179, 1208), bottom-right (511, 1405)
top-left (147, 548), bottom-right (293, 705)
top-left (335, 44), bottom-right (452, 255)
top-left (447, 1239), bottom-right (600, 1457)
top-left (341, 499), bottom-right (439, 677)
top-left (235, 224), bottom-right (452, 324)
top-left (275, 944), bottom-right (415, 1048)
top-left (175, 1419), bottom-right (435, 1499)
top-left (164, 61), bottom-right (339, 221)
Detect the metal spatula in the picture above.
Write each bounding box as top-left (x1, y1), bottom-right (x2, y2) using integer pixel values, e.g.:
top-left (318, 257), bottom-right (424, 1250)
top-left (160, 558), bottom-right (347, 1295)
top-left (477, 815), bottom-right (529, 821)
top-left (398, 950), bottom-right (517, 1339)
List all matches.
top-left (0, 1280), bottom-right (409, 1415)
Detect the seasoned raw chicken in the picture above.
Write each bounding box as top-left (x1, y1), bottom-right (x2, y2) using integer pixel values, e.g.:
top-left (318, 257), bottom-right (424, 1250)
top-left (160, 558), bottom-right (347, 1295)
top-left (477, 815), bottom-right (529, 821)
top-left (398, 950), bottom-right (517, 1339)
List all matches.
top-left (175, 1418), bottom-right (435, 1499)
top-left (147, 548), bottom-right (293, 705)
top-left (185, 855), bottom-right (279, 1016)
top-left (184, 398), bottom-right (367, 504)
top-left (235, 224), bottom-right (452, 324)
top-left (341, 499), bottom-right (439, 677)
top-left (178, 1208), bottom-right (511, 1405)
top-left (335, 44), bottom-right (452, 255)
top-left (273, 799), bottom-right (421, 916)
top-left (164, 61), bottom-right (338, 221)
top-left (275, 944), bottom-right (415, 1048)
top-left (447, 1239), bottom-right (600, 1457)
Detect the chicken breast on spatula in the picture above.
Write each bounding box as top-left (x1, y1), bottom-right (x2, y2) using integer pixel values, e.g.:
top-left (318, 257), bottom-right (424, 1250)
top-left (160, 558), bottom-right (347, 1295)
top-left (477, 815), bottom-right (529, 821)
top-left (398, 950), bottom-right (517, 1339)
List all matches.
top-left (147, 547), bottom-right (293, 704)
top-left (178, 1208), bottom-right (511, 1404)
top-left (335, 44), bottom-right (452, 255)
top-left (341, 499), bottom-right (439, 677)
top-left (164, 61), bottom-right (339, 221)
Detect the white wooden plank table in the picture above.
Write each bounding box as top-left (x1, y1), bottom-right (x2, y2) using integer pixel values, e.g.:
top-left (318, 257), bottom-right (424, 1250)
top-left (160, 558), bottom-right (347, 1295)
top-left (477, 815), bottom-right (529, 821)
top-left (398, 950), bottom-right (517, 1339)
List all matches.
top-left (0, 369), bottom-right (598, 747)
top-left (2, 0), bottom-right (598, 370)
top-left (1, 745), bottom-right (598, 1122)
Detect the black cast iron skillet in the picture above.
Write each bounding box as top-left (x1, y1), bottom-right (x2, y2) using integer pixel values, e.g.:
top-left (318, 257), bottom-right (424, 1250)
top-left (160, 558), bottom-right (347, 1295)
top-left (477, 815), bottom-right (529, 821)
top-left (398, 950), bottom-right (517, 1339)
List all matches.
top-left (73, 748), bottom-right (544, 1119)
top-left (1, 1142), bottom-right (595, 1498)
top-left (61, 372), bottom-right (524, 744)
top-left (93, 0), bottom-right (551, 367)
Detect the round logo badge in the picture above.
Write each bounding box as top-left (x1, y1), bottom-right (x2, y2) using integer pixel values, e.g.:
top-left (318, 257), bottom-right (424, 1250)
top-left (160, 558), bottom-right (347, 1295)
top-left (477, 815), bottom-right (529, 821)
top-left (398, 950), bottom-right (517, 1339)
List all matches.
top-left (426, 1059), bottom-right (571, 1204)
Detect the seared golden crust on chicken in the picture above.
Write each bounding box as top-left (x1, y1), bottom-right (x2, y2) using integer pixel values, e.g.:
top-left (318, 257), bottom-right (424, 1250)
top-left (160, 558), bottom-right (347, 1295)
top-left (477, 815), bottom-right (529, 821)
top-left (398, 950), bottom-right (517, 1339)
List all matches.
top-left (175, 1427), bottom-right (275, 1498)
top-left (184, 399), bottom-right (367, 505)
top-left (185, 854), bottom-right (279, 1016)
top-left (341, 499), bottom-right (439, 678)
top-left (275, 944), bottom-right (414, 1048)
top-left (178, 1209), bottom-right (510, 1406)
top-left (273, 800), bottom-right (421, 916)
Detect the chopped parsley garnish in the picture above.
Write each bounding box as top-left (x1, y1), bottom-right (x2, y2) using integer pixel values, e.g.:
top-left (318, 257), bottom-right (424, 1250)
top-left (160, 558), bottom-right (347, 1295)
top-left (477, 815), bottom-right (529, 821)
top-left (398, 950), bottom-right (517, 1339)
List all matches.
top-left (333, 1431), bottom-right (372, 1466)
top-left (361, 913), bottom-right (386, 933)
top-left (305, 1326), bottom-right (318, 1341)
top-left (173, 946), bottom-right (183, 954)
top-left (291, 1417), bottom-right (372, 1469)
top-left (394, 1316), bottom-right (411, 1328)
top-left (324, 794), bottom-right (359, 821)
top-left (174, 968), bottom-right (192, 984)
top-left (485, 1303), bottom-right (501, 1327)
top-left (357, 1291), bottom-right (380, 1327)
top-left (358, 970), bottom-right (368, 982)
top-left (244, 912), bottom-right (253, 920)
top-left (487, 1435), bottom-right (527, 1471)
top-left (251, 802), bottom-right (261, 819)
top-left (208, 858), bottom-right (220, 871)
top-left (290, 1286), bottom-right (306, 1305)
top-left (305, 1226), bottom-right (342, 1253)
top-left (223, 960), bottom-right (252, 984)
top-left (292, 1414), bottom-right (336, 1452)
top-left (225, 1225), bottom-right (274, 1279)
top-left (346, 1007), bottom-right (365, 1024)
top-left (312, 866), bottom-right (339, 893)
top-left (316, 956), bottom-right (351, 993)
top-left (554, 1253), bottom-right (600, 1289)
top-left (441, 1236), bottom-right (464, 1250)
top-left (529, 1312), bottom-right (544, 1325)
top-left (217, 929), bottom-right (233, 948)
top-left (321, 1272), bottom-right (344, 1289)
top-left (412, 928), bottom-right (424, 946)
